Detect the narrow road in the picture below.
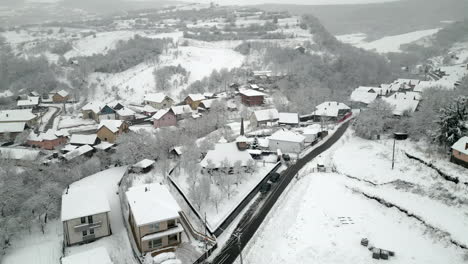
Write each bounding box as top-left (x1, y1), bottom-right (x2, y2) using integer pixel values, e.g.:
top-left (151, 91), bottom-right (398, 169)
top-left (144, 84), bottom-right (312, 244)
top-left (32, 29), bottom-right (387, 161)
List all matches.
top-left (211, 120), bottom-right (351, 264)
top-left (42, 106), bottom-right (61, 132)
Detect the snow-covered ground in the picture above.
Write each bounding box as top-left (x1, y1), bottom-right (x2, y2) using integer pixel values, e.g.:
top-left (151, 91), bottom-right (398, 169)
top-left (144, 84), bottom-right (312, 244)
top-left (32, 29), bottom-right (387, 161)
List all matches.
top-left (337, 28), bottom-right (441, 53)
top-left (186, 0), bottom-right (398, 5)
top-left (241, 132), bottom-right (467, 264)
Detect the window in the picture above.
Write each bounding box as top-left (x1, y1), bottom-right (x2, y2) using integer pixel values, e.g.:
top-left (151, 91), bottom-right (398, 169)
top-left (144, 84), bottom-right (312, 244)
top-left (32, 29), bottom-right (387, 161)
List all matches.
top-left (168, 234), bottom-right (178, 243)
top-left (149, 223), bottom-right (160, 232)
top-left (88, 216), bottom-right (93, 224)
top-left (148, 238), bottom-right (162, 249)
top-left (167, 219), bottom-right (176, 228)
top-left (82, 230), bottom-right (87, 236)
top-left (80, 217), bottom-right (86, 224)
top-left (90, 228), bottom-right (95, 235)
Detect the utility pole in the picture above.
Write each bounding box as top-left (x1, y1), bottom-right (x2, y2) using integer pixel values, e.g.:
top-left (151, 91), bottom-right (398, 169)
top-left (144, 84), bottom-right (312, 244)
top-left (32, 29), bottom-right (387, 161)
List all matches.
top-left (391, 138), bottom-right (396, 170)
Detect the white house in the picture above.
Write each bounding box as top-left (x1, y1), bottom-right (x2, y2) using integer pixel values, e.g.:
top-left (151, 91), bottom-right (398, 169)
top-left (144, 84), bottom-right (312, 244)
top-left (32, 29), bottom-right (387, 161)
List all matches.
top-left (61, 186), bottom-right (112, 246)
top-left (70, 134), bottom-right (99, 146)
top-left (250, 109), bottom-right (279, 127)
top-left (278, 112), bottom-right (299, 126)
top-left (268, 129), bottom-right (305, 154)
top-left (200, 141), bottom-right (254, 169)
top-left (17, 96), bottom-right (40, 109)
top-left (313, 102), bottom-right (350, 121)
top-left (302, 124), bottom-right (321, 143)
top-left (383, 92), bottom-right (420, 116)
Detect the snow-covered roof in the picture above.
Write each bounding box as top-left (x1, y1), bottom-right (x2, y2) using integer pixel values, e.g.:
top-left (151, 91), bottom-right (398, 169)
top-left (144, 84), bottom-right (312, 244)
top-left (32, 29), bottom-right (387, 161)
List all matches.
top-left (314, 102), bottom-right (350, 117)
top-left (350, 90), bottom-right (378, 105)
top-left (126, 183), bottom-right (181, 226)
top-left (200, 99), bottom-right (217, 109)
top-left (70, 134), bottom-right (97, 145)
top-left (253, 109), bottom-right (279, 122)
top-left (383, 93), bottom-right (420, 116)
top-left (57, 90), bottom-right (69, 97)
top-left (142, 104), bottom-right (157, 113)
top-left (17, 96), bottom-right (39, 107)
top-left (116, 107), bottom-right (135, 117)
top-left (452, 136), bottom-right (468, 155)
top-left (236, 135), bottom-right (248, 142)
top-left (144, 93), bottom-right (171, 103)
top-left (200, 142), bottom-right (254, 168)
top-left (187, 93), bottom-right (206, 101)
top-left (279, 113), bottom-right (299, 125)
top-left (239, 89), bottom-right (266, 97)
top-left (0, 109), bottom-right (36, 122)
top-left (0, 147), bottom-right (40, 161)
top-left (63, 145), bottom-right (94, 161)
top-left (62, 144), bottom-right (77, 152)
top-left (303, 124), bottom-right (321, 135)
top-left (269, 129), bottom-right (305, 143)
top-left (133, 159), bottom-right (155, 169)
top-left (61, 185), bottom-right (110, 221)
top-left (29, 129), bottom-right (61, 141)
top-left (62, 247), bottom-right (113, 264)
top-left (82, 102), bottom-right (104, 113)
top-left (98, 120), bottom-right (124, 133)
top-left (203, 92), bottom-right (215, 98)
top-left (152, 109), bottom-right (171, 120)
top-left (0, 122), bottom-right (26, 133)
top-left (250, 84), bottom-right (260, 89)
top-left (171, 105), bottom-right (192, 116)
top-left (171, 146), bottom-right (182, 155)
top-left (94, 142), bottom-right (114, 150)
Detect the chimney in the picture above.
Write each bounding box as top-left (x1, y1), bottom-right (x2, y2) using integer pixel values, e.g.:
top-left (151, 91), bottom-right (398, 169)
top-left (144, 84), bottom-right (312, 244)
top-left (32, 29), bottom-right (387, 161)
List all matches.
top-left (240, 118), bottom-right (244, 136)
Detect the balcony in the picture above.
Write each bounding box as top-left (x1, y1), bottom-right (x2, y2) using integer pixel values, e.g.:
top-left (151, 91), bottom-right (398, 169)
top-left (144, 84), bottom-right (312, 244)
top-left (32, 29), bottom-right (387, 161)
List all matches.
top-left (82, 234), bottom-right (96, 241)
top-left (74, 221), bottom-right (102, 232)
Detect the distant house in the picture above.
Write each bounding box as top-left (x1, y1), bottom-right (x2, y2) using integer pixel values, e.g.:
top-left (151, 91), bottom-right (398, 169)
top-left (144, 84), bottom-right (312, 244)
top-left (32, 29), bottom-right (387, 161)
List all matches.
top-left (382, 93), bottom-right (420, 116)
top-left (313, 102), bottom-right (351, 121)
top-left (200, 141), bottom-right (254, 170)
top-left (62, 145), bottom-right (94, 161)
top-left (51, 90), bottom-right (70, 103)
top-left (199, 99), bottom-right (217, 110)
top-left (350, 88), bottom-right (379, 107)
top-left (278, 113), bottom-right (299, 126)
top-left (451, 136), bottom-right (468, 168)
top-left (144, 93), bottom-right (174, 110)
top-left (116, 107), bottom-right (136, 121)
top-left (302, 124), bottom-right (321, 144)
top-left (107, 101), bottom-right (125, 111)
top-left (152, 109), bottom-right (177, 129)
top-left (61, 186), bottom-right (112, 246)
top-left (97, 120), bottom-right (129, 143)
top-left (126, 183), bottom-right (184, 254)
top-left (132, 159), bottom-right (155, 173)
top-left (70, 134), bottom-right (100, 146)
top-left (0, 122), bottom-right (27, 141)
top-left (239, 89), bottom-right (265, 106)
top-left (294, 45), bottom-right (306, 54)
top-left (184, 94), bottom-right (206, 110)
top-left (250, 109), bottom-right (279, 127)
top-left (62, 247), bottom-right (113, 264)
top-left (0, 109), bottom-right (38, 127)
top-left (171, 105), bottom-right (193, 120)
top-left (17, 96), bottom-right (40, 109)
top-left (27, 129), bottom-right (67, 150)
top-left (98, 105), bottom-right (117, 121)
top-left (268, 129), bottom-right (305, 154)
top-left (81, 102), bottom-right (105, 122)
top-left (142, 105), bottom-right (158, 116)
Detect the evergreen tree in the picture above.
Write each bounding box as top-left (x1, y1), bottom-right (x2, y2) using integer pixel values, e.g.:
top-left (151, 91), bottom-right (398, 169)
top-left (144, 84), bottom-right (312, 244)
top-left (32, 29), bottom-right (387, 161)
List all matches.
top-left (434, 96), bottom-right (468, 148)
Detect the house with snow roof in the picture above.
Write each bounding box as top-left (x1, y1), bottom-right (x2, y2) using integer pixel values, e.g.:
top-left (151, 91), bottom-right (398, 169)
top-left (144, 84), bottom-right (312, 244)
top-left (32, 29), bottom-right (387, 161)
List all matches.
top-left (279, 112), bottom-right (299, 126)
top-left (0, 109), bottom-right (38, 127)
top-left (126, 183), bottom-right (184, 254)
top-left (17, 96), bottom-right (40, 109)
top-left (144, 93), bottom-right (174, 110)
top-left (451, 136), bottom-right (468, 168)
top-left (97, 120), bottom-right (129, 143)
top-left (27, 129), bottom-right (68, 150)
top-left (382, 92), bottom-right (420, 116)
top-left (302, 124), bottom-right (322, 144)
top-left (200, 141), bottom-right (254, 170)
top-left (132, 159), bottom-right (155, 173)
top-left (0, 122), bottom-right (27, 141)
top-left (268, 129), bottom-right (305, 154)
top-left (62, 247), bottom-right (113, 264)
top-left (350, 88), bottom-right (379, 107)
top-left (51, 90), bottom-right (70, 103)
top-left (239, 89), bottom-right (266, 106)
top-left (184, 94), bottom-right (206, 110)
top-left (116, 107), bottom-right (136, 121)
top-left (81, 102), bottom-right (105, 122)
top-left (313, 102), bottom-right (351, 121)
top-left (62, 145), bottom-right (95, 161)
top-left (170, 105), bottom-right (193, 120)
top-left (61, 186), bottom-right (112, 246)
top-left (250, 108), bottom-right (279, 128)
top-left (70, 134), bottom-right (100, 146)
top-left (152, 109), bottom-right (177, 129)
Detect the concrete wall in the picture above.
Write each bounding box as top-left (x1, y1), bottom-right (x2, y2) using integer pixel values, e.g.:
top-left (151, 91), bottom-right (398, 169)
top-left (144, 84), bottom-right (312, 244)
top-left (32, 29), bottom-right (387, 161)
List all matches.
top-left (64, 212), bottom-right (111, 246)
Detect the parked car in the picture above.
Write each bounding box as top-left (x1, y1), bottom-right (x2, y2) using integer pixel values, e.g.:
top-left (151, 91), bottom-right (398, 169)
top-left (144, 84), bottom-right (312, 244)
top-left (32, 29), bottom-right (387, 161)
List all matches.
top-left (269, 172), bottom-right (280, 183)
top-left (260, 182), bottom-right (272, 193)
top-left (282, 154), bottom-right (291, 161)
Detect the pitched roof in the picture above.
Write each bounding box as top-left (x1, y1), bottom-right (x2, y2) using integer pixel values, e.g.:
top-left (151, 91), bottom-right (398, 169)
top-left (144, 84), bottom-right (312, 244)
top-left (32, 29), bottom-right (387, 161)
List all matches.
top-left (239, 89), bottom-right (266, 97)
top-left (0, 109), bottom-right (36, 122)
top-left (98, 120), bottom-right (124, 133)
top-left (62, 247), bottom-right (113, 264)
top-left (451, 136), bottom-right (468, 155)
top-left (269, 129), bottom-right (305, 143)
top-left (29, 129), bottom-right (61, 141)
top-left (144, 93), bottom-right (172, 103)
top-left (252, 109), bottom-right (279, 122)
top-left (133, 159), bottom-right (155, 169)
top-left (142, 104), bottom-right (157, 113)
top-left (382, 93), bottom-right (420, 115)
top-left (171, 105), bottom-right (192, 116)
top-left (126, 183), bottom-right (181, 226)
top-left (187, 93), bottom-right (206, 101)
top-left (94, 142), bottom-right (114, 151)
top-left (82, 102), bottom-right (105, 113)
top-left (314, 102), bottom-right (350, 117)
top-left (70, 134), bottom-right (97, 145)
top-left (17, 96), bottom-right (39, 107)
top-left (61, 185), bottom-right (110, 221)
top-left (152, 109), bottom-right (172, 120)
top-left (350, 90), bottom-right (378, 104)
top-left (57, 90), bottom-right (69, 97)
top-left (63, 145), bottom-right (94, 161)
top-left (200, 142), bottom-right (254, 168)
top-left (200, 99), bottom-right (217, 109)
top-left (116, 107), bottom-right (135, 117)
top-left (0, 122), bottom-right (26, 133)
top-left (279, 113), bottom-right (299, 125)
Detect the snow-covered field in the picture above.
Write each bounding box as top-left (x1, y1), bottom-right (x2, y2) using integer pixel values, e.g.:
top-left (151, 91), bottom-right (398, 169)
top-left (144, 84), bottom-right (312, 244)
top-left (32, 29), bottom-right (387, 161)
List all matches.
top-left (337, 28), bottom-right (441, 53)
top-left (242, 132), bottom-right (467, 264)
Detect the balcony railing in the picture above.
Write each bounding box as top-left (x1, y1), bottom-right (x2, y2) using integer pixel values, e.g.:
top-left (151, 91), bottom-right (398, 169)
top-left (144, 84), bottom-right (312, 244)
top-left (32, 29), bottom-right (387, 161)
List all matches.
top-left (74, 221), bottom-right (102, 232)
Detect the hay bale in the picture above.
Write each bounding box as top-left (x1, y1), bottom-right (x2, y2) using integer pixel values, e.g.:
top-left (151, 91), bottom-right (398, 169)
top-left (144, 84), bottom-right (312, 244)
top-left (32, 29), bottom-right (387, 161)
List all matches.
top-left (372, 248), bottom-right (381, 259)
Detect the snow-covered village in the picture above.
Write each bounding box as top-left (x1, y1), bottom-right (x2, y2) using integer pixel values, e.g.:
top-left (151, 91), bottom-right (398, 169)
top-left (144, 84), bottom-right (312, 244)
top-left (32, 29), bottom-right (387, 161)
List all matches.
top-left (0, 0), bottom-right (467, 264)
